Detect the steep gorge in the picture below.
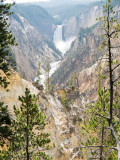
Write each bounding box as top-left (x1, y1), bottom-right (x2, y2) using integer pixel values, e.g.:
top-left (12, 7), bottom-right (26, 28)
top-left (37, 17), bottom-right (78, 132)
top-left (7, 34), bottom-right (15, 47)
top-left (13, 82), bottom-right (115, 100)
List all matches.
top-left (51, 24), bottom-right (101, 90)
top-left (0, 70), bottom-right (87, 160)
top-left (10, 5), bottom-right (62, 81)
top-left (9, 2), bottom-right (105, 82)
top-left (1, 1), bottom-right (120, 159)
top-left (62, 3), bottom-right (103, 40)
top-left (51, 2), bottom-right (120, 101)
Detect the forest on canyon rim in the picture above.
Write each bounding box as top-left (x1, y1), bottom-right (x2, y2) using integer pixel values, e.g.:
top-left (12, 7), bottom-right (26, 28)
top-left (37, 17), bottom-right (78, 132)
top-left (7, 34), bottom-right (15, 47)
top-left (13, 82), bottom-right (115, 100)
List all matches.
top-left (0, 0), bottom-right (120, 159)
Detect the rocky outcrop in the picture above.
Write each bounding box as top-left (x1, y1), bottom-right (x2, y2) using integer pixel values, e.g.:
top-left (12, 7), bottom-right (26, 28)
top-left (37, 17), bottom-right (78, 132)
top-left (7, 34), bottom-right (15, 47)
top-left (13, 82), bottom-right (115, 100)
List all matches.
top-left (51, 24), bottom-right (101, 90)
top-left (0, 71), bottom-right (39, 114)
top-left (63, 4), bottom-right (103, 40)
top-left (51, 18), bottom-right (120, 102)
top-left (42, 94), bottom-right (85, 160)
top-left (78, 5), bottom-right (102, 28)
top-left (12, 4), bottom-right (56, 40)
top-left (63, 17), bottom-right (80, 40)
top-left (63, 2), bottom-right (120, 40)
top-left (0, 71), bottom-right (86, 160)
top-left (10, 14), bottom-right (62, 81)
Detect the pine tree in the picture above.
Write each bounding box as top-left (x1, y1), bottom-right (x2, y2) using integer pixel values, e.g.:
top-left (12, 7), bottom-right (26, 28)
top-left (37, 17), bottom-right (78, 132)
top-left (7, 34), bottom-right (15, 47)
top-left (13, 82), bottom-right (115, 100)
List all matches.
top-left (0, 102), bottom-right (12, 144)
top-left (0, 0), bottom-right (16, 82)
top-left (81, 0), bottom-right (120, 159)
top-left (0, 0), bottom-right (15, 153)
top-left (10, 88), bottom-right (51, 160)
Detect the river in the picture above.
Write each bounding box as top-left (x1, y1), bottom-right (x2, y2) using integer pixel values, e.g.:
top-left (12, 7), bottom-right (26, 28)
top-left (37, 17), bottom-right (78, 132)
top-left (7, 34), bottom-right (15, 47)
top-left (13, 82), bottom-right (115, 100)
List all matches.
top-left (35, 25), bottom-right (76, 86)
top-left (35, 61), bottom-right (61, 86)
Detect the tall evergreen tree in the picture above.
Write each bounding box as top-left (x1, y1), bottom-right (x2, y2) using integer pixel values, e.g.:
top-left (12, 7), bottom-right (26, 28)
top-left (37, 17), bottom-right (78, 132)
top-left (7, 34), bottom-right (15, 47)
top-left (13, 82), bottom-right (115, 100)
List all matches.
top-left (0, 0), bottom-right (16, 80)
top-left (10, 88), bottom-right (51, 160)
top-left (0, 1), bottom-right (16, 159)
top-left (81, 0), bottom-right (120, 159)
top-left (0, 102), bottom-right (12, 143)
top-left (0, 0), bottom-right (15, 149)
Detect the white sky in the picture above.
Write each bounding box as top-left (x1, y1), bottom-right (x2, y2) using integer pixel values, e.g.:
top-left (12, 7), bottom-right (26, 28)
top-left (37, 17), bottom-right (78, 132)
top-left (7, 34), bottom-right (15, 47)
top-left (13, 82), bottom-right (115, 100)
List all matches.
top-left (5, 0), bottom-right (50, 3)
top-left (4, 0), bottom-right (98, 4)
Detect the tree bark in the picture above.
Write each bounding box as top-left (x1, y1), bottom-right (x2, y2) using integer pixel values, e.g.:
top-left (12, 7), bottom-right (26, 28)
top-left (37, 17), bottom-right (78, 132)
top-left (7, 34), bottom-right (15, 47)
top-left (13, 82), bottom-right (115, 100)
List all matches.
top-left (26, 103), bottom-right (29, 160)
top-left (100, 127), bottom-right (104, 160)
top-left (107, 6), bottom-right (113, 125)
top-left (118, 144), bottom-right (120, 160)
top-left (118, 151), bottom-right (120, 160)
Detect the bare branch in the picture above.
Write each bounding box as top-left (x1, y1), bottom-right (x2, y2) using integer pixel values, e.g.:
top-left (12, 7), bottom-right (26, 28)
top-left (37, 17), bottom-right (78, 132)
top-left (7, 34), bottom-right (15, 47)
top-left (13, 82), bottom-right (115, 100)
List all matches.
top-left (80, 145), bottom-right (108, 148)
top-left (110, 30), bottom-right (118, 37)
top-left (102, 27), bottom-right (108, 34)
top-left (111, 46), bottom-right (120, 48)
top-left (102, 70), bottom-right (110, 75)
top-left (95, 113), bottom-right (110, 121)
top-left (113, 75), bottom-right (120, 84)
top-left (98, 57), bottom-right (109, 61)
top-left (110, 124), bottom-right (119, 144)
top-left (111, 147), bottom-right (118, 150)
top-left (71, 151), bottom-right (80, 160)
top-left (80, 145), bottom-right (118, 151)
top-left (31, 148), bottom-right (48, 153)
top-left (112, 64), bottom-right (120, 72)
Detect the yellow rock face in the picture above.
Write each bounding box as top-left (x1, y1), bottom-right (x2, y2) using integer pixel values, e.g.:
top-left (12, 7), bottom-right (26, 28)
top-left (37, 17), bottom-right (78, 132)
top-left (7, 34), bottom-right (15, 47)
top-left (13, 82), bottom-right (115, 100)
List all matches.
top-left (0, 71), bottom-right (39, 115)
top-left (0, 71), bottom-right (86, 159)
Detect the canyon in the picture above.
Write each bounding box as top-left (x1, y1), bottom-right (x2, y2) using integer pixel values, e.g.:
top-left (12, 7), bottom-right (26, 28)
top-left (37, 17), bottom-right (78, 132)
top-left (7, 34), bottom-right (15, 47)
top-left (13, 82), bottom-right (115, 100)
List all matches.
top-left (0, 0), bottom-right (120, 159)
top-left (10, 1), bottom-right (104, 82)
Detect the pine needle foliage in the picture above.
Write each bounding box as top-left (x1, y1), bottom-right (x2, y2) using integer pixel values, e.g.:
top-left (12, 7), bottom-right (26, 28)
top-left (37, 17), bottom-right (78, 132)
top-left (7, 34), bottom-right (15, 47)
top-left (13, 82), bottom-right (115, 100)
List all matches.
top-left (10, 88), bottom-right (51, 160)
top-left (0, 0), bottom-right (16, 87)
top-left (81, 0), bottom-right (120, 159)
top-left (0, 0), bottom-right (15, 158)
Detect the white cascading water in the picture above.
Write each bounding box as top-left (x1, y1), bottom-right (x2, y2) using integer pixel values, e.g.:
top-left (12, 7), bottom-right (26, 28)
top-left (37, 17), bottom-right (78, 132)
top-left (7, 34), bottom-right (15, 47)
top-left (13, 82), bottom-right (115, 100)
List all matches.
top-left (53, 25), bottom-right (63, 44)
top-left (53, 25), bottom-right (76, 54)
top-left (35, 25), bottom-right (76, 85)
top-left (35, 61), bottom-right (61, 86)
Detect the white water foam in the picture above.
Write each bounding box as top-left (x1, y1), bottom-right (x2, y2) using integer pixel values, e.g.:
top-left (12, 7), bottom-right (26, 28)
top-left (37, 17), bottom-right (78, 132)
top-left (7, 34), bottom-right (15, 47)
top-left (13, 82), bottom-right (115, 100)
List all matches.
top-left (53, 25), bottom-right (76, 54)
top-left (34, 61), bottom-right (61, 86)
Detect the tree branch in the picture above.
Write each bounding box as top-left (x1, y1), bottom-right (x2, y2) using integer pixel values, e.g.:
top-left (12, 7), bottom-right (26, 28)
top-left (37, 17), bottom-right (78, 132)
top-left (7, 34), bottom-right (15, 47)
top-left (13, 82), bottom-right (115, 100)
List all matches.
top-left (80, 145), bottom-right (118, 151)
top-left (95, 113), bottom-right (110, 121)
top-left (110, 124), bottom-right (119, 144)
top-left (70, 151), bottom-right (80, 160)
top-left (111, 147), bottom-right (118, 150)
top-left (113, 75), bottom-right (120, 84)
top-left (111, 46), bottom-right (120, 48)
top-left (80, 145), bottom-right (109, 148)
top-left (112, 64), bottom-right (120, 72)
top-left (102, 27), bottom-right (108, 34)
top-left (110, 30), bottom-right (118, 37)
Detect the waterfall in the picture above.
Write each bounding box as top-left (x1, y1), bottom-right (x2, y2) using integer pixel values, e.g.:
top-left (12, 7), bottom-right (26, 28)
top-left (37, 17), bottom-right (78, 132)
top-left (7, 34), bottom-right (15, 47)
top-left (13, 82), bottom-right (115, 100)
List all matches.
top-left (53, 25), bottom-right (63, 43)
top-left (53, 25), bottom-right (76, 54)
top-left (34, 25), bottom-right (76, 85)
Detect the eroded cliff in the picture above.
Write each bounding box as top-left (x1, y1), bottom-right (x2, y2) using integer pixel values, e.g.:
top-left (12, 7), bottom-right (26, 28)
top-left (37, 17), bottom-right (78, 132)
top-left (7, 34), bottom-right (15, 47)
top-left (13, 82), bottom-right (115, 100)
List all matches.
top-left (0, 71), bottom-right (87, 160)
top-left (10, 14), bottom-right (62, 81)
